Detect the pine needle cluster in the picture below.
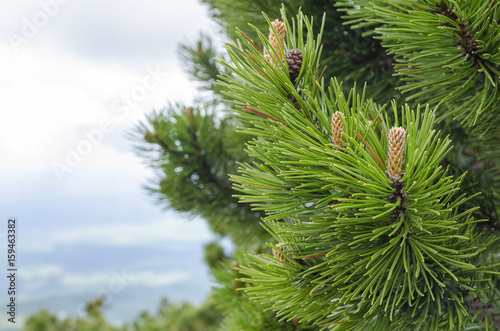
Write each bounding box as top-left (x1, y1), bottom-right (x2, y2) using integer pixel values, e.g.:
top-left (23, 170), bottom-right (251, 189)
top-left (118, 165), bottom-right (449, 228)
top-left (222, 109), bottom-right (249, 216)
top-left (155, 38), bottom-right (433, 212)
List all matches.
top-left (218, 7), bottom-right (500, 330)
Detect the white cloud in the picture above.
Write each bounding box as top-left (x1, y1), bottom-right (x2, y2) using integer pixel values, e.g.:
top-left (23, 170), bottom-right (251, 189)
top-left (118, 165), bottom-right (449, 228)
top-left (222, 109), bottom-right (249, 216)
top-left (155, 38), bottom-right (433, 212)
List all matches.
top-left (0, 0), bottom-right (219, 185)
top-left (0, 1), bottom-right (222, 322)
top-left (19, 215), bottom-right (213, 253)
top-left (50, 216), bottom-right (212, 247)
top-left (0, 43), bottom-right (197, 187)
top-left (0, 45), bottom-right (195, 153)
top-left (60, 271), bottom-right (127, 289)
top-left (60, 270), bottom-right (187, 289)
top-left (20, 263), bottom-right (64, 281)
top-left (50, 144), bottom-right (151, 191)
top-left (131, 270), bottom-right (189, 287)
top-left (19, 268), bottom-right (188, 304)
top-left (0, 0), bottom-right (218, 64)
top-left (18, 264), bottom-right (65, 294)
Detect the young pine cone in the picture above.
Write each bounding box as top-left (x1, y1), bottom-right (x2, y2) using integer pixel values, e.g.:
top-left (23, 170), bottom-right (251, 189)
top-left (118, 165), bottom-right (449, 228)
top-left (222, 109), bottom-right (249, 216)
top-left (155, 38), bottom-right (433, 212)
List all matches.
top-left (273, 244), bottom-right (295, 268)
top-left (269, 19), bottom-right (286, 62)
top-left (386, 127), bottom-right (406, 181)
top-left (285, 49), bottom-right (303, 83)
top-left (331, 111), bottom-right (345, 148)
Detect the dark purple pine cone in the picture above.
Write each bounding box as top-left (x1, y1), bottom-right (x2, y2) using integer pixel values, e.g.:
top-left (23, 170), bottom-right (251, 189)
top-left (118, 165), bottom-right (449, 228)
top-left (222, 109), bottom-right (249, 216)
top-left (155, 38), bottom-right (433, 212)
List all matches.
top-left (285, 49), bottom-right (303, 83)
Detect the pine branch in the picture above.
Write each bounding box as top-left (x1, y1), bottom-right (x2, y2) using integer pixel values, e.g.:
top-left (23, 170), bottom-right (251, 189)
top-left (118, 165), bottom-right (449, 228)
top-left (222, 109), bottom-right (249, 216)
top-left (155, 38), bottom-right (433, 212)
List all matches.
top-left (178, 34), bottom-right (228, 97)
top-left (218, 8), bottom-right (499, 330)
top-left (339, 0), bottom-right (500, 131)
top-left (132, 104), bottom-right (269, 245)
top-left (187, 121), bottom-right (230, 191)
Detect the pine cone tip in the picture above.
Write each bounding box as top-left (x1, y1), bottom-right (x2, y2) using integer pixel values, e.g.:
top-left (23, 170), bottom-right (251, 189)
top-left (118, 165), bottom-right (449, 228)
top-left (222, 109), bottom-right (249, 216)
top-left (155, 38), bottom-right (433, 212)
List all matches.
top-left (273, 243), bottom-right (293, 268)
top-left (269, 19), bottom-right (286, 61)
top-left (387, 126), bottom-right (406, 181)
top-left (285, 49), bottom-right (303, 83)
top-left (331, 111), bottom-right (345, 148)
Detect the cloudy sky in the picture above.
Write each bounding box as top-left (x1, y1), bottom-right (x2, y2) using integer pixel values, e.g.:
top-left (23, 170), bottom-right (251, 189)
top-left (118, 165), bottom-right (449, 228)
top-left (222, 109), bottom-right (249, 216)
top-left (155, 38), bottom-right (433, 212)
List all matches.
top-left (0, 0), bottom-right (228, 328)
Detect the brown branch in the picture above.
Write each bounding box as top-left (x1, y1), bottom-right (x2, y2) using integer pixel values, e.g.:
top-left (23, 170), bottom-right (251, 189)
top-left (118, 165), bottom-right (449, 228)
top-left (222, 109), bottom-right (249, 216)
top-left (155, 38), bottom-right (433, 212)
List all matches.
top-left (303, 253), bottom-right (326, 260)
top-left (354, 130), bottom-right (386, 171)
top-left (319, 322), bottom-right (340, 326)
top-left (473, 0), bottom-right (495, 30)
top-left (242, 106), bottom-right (287, 124)
top-left (246, 54), bottom-right (272, 82)
top-left (318, 65), bottom-right (327, 83)
top-left (313, 65), bottom-right (327, 97)
top-left (370, 107), bottom-right (388, 137)
top-left (186, 107), bottom-right (194, 123)
top-left (375, 108), bottom-right (388, 137)
top-left (411, 4), bottom-right (425, 10)
top-left (240, 31), bottom-right (263, 56)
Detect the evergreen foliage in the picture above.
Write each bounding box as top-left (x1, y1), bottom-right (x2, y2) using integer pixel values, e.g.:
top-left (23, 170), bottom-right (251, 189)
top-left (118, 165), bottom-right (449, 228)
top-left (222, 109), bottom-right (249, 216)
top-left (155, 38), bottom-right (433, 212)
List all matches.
top-left (339, 0), bottom-right (500, 227)
top-left (131, 103), bottom-right (268, 245)
top-left (218, 5), bottom-right (500, 330)
top-left (178, 33), bottom-right (229, 97)
top-left (23, 1), bottom-right (500, 330)
top-left (23, 297), bottom-right (127, 331)
top-left (23, 297), bottom-right (223, 331)
top-left (130, 297), bottom-right (223, 331)
top-left (210, 245), bottom-right (318, 330)
top-left (202, 0), bottom-right (400, 105)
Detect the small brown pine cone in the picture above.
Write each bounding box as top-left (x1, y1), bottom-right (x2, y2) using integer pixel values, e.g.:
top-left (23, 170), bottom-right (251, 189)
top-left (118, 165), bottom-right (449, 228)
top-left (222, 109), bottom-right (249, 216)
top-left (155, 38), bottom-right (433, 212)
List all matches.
top-left (285, 49), bottom-right (303, 82)
top-left (331, 111), bottom-right (345, 148)
top-left (269, 19), bottom-right (286, 61)
top-left (273, 243), bottom-right (294, 268)
top-left (386, 127), bottom-right (406, 181)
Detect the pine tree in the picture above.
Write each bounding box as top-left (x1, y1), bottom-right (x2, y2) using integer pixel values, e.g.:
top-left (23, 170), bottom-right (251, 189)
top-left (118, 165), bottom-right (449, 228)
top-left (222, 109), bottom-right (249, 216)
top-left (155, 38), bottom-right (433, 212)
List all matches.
top-left (23, 1), bottom-right (500, 330)
top-left (23, 297), bottom-right (127, 331)
top-left (217, 4), bottom-right (500, 330)
top-left (133, 1), bottom-right (500, 330)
